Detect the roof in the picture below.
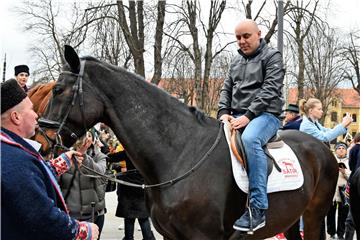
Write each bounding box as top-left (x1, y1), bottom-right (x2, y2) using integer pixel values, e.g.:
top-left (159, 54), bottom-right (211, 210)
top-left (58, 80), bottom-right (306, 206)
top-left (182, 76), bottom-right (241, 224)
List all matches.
top-left (287, 88), bottom-right (360, 108)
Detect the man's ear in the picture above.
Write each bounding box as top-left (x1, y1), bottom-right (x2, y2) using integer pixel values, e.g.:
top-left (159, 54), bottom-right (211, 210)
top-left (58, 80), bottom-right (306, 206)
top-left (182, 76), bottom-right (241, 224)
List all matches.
top-left (9, 111), bottom-right (22, 126)
top-left (258, 30), bottom-right (261, 38)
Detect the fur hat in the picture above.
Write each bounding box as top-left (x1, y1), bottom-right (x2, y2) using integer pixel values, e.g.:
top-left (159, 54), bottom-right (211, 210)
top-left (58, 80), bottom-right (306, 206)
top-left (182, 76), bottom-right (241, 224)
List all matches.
top-left (1, 79), bottom-right (27, 114)
top-left (14, 65), bottom-right (30, 76)
top-left (284, 104), bottom-right (299, 113)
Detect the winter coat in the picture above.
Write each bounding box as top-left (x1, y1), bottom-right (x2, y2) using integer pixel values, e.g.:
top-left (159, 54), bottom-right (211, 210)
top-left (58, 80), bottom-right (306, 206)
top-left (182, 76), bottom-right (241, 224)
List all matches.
top-left (282, 116), bottom-right (302, 130)
top-left (60, 147), bottom-right (107, 221)
top-left (333, 156), bottom-right (351, 202)
top-left (115, 153), bottom-right (150, 219)
top-left (218, 38), bottom-right (284, 120)
top-left (1, 128), bottom-right (92, 240)
top-left (299, 116), bottom-right (347, 142)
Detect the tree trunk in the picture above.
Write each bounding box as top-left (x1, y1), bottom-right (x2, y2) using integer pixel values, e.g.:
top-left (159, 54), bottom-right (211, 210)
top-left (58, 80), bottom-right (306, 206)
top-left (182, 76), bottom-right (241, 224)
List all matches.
top-left (151, 1), bottom-right (166, 85)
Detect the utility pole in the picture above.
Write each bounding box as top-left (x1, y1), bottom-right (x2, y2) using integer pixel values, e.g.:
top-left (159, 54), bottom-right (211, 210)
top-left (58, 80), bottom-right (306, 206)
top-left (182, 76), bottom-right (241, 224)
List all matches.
top-left (277, 0), bottom-right (284, 56)
top-left (2, 54), bottom-right (6, 82)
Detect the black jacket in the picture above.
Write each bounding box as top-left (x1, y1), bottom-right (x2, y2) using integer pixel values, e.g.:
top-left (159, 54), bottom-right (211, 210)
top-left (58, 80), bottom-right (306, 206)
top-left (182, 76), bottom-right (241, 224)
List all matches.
top-left (218, 39), bottom-right (284, 120)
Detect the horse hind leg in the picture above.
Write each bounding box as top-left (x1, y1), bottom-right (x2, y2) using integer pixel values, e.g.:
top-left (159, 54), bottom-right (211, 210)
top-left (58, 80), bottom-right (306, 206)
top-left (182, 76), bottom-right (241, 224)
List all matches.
top-left (302, 181), bottom-right (335, 240)
top-left (302, 199), bottom-right (329, 240)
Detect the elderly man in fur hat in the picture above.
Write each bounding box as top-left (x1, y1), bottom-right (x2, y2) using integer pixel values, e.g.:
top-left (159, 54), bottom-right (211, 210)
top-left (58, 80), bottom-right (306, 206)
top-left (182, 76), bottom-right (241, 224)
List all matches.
top-left (1, 79), bottom-right (99, 240)
top-left (14, 64), bottom-right (30, 92)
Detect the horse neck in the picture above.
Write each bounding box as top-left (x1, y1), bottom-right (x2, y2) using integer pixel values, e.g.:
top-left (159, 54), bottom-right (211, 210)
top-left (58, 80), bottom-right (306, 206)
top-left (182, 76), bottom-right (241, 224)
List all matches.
top-left (93, 67), bottom-right (219, 184)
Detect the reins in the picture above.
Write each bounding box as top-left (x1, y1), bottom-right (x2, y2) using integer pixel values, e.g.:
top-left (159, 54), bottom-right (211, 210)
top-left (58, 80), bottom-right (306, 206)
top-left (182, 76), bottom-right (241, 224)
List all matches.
top-left (60, 123), bottom-right (223, 189)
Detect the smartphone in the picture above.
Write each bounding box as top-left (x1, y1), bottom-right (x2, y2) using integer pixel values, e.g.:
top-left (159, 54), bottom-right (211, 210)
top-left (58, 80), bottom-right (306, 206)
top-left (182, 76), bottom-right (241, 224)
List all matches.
top-left (338, 162), bottom-right (347, 169)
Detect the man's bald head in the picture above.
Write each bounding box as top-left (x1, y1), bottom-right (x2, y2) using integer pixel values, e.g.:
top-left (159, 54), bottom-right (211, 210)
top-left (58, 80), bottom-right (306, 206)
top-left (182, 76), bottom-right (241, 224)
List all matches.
top-left (235, 19), bottom-right (259, 32)
top-left (234, 19), bottom-right (261, 56)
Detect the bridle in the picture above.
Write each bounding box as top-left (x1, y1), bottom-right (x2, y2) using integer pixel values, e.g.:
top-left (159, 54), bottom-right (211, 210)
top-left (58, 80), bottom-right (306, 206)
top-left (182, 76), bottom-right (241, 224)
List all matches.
top-left (38, 60), bottom-right (88, 157)
top-left (37, 59), bottom-right (224, 189)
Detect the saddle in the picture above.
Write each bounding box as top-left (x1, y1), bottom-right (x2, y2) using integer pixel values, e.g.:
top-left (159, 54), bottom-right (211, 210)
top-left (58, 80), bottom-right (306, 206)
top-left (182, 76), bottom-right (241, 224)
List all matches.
top-left (230, 128), bottom-right (282, 176)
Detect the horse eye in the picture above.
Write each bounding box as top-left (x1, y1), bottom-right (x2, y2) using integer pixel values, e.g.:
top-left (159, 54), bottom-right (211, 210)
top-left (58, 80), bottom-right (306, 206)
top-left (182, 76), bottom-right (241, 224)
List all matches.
top-left (53, 85), bottom-right (63, 95)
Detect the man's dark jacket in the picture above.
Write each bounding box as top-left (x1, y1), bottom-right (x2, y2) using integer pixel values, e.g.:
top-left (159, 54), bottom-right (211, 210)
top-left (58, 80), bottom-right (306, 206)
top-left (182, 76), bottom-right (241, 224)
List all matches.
top-left (218, 39), bottom-right (284, 120)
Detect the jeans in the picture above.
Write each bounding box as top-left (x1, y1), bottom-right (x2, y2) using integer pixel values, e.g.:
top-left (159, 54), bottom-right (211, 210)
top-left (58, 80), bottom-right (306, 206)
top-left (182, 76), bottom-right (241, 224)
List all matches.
top-left (240, 112), bottom-right (280, 209)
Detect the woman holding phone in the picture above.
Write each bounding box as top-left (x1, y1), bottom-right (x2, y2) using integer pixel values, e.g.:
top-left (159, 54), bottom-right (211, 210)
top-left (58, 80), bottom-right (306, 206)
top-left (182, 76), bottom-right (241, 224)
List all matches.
top-left (299, 98), bottom-right (353, 239)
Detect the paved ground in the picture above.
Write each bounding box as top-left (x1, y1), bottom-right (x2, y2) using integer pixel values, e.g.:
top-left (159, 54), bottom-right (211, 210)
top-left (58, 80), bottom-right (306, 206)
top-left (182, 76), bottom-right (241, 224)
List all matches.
top-left (101, 191), bottom-right (163, 240)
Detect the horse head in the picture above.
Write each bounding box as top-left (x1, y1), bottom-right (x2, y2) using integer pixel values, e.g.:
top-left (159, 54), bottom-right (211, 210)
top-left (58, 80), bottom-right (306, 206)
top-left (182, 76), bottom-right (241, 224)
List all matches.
top-left (35, 45), bottom-right (106, 154)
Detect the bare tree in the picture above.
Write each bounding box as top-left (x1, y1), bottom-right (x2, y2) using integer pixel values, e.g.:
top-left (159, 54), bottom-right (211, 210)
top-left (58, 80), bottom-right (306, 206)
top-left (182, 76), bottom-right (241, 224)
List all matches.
top-left (162, 50), bottom-right (195, 105)
top-left (340, 32), bottom-right (360, 95)
top-left (152, 1), bottom-right (166, 85)
top-left (116, 0), bottom-right (145, 77)
top-left (116, 1), bottom-right (167, 83)
top-left (303, 22), bottom-right (344, 122)
top-left (241, 0), bottom-right (291, 43)
top-left (86, 4), bottom-right (132, 68)
top-left (285, 0), bottom-right (320, 100)
top-left (205, 51), bottom-right (233, 116)
top-left (164, 0), bottom-right (228, 111)
top-left (16, 0), bottom-right (99, 83)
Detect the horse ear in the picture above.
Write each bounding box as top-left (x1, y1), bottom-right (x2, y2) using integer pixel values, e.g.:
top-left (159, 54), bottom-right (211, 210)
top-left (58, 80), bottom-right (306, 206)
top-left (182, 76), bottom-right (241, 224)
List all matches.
top-left (64, 45), bottom-right (80, 74)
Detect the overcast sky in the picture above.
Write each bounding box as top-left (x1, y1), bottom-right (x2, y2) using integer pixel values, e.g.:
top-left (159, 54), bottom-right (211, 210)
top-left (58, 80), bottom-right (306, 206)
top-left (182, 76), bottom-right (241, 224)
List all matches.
top-left (1, 0), bottom-right (359, 83)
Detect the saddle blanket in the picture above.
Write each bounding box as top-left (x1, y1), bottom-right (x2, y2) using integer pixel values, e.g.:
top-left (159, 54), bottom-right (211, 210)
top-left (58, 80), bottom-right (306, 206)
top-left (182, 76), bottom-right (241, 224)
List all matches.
top-left (223, 122), bottom-right (304, 193)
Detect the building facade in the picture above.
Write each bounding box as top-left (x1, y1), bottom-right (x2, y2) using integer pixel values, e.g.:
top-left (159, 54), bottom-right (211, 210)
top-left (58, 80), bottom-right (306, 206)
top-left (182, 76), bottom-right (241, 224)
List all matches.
top-left (288, 88), bottom-right (360, 143)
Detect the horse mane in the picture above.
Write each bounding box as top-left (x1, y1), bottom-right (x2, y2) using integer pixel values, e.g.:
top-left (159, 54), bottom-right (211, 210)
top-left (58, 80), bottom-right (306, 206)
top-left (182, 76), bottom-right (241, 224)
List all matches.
top-left (28, 83), bottom-right (45, 98)
top-left (28, 81), bottom-right (56, 116)
top-left (81, 56), bottom-right (211, 125)
top-left (188, 106), bottom-right (208, 124)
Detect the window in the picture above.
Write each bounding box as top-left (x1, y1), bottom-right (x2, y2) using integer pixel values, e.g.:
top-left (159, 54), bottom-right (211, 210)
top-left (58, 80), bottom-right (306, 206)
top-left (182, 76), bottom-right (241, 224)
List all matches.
top-left (331, 99), bottom-right (337, 107)
top-left (331, 112), bottom-right (337, 122)
top-left (353, 114), bottom-right (357, 122)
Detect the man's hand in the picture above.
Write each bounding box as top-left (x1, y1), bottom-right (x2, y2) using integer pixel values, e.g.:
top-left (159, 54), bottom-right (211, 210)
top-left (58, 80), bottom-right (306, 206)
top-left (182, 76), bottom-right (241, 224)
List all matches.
top-left (342, 112), bottom-right (353, 128)
top-left (77, 133), bottom-right (93, 154)
top-left (230, 115), bottom-right (250, 129)
top-left (65, 150), bottom-right (84, 168)
top-left (339, 167), bottom-right (346, 175)
top-left (220, 114), bottom-right (233, 123)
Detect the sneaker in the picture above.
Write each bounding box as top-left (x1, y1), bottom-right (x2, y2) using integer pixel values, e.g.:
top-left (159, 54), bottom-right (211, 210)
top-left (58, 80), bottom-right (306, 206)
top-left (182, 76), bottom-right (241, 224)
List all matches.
top-left (275, 233), bottom-right (286, 239)
top-left (233, 207), bottom-right (266, 232)
top-left (299, 230), bottom-right (304, 240)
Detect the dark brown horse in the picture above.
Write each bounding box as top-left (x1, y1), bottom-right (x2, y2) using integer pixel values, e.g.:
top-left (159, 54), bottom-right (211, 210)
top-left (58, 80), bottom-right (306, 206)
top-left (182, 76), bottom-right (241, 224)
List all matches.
top-left (38, 45), bottom-right (338, 240)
